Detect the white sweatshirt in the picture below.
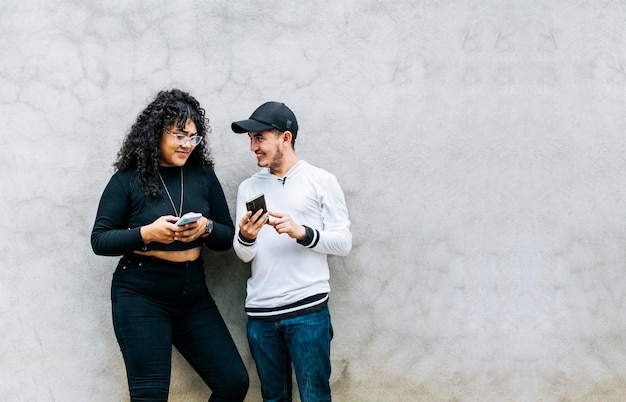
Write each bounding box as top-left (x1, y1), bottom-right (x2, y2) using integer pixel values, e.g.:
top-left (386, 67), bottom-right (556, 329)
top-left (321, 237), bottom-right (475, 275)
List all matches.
top-left (234, 160), bottom-right (352, 319)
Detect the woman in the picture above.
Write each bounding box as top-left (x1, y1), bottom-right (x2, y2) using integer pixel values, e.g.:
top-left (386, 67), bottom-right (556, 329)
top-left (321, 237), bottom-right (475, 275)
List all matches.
top-left (91, 89), bottom-right (249, 401)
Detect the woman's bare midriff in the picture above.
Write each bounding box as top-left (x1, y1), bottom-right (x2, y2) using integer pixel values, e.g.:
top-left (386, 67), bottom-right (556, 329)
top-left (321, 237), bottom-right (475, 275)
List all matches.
top-left (134, 246), bottom-right (202, 262)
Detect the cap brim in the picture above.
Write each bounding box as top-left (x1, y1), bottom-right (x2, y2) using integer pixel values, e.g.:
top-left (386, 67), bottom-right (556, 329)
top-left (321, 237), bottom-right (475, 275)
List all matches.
top-left (231, 119), bottom-right (274, 133)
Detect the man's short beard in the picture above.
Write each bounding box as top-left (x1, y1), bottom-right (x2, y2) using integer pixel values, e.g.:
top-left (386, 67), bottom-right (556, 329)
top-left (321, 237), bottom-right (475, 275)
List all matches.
top-left (268, 145), bottom-right (283, 170)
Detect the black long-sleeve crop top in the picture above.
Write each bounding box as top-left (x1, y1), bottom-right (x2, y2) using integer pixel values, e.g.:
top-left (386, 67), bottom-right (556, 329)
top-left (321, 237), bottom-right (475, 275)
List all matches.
top-left (91, 166), bottom-right (235, 256)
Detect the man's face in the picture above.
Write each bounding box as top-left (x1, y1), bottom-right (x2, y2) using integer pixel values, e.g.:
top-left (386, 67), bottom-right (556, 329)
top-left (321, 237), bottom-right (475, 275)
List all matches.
top-left (248, 130), bottom-right (283, 172)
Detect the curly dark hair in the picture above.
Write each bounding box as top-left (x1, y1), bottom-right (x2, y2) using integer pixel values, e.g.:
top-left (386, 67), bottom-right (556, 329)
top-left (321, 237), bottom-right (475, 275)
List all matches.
top-left (114, 89), bottom-right (214, 199)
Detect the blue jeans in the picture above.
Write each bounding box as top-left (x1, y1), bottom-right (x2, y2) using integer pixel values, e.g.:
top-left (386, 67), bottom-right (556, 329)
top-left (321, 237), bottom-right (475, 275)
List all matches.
top-left (111, 255), bottom-right (249, 401)
top-left (246, 306), bottom-right (334, 402)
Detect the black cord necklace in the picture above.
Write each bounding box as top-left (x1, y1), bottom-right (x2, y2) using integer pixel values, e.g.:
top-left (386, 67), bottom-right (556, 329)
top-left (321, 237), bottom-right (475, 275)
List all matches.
top-left (158, 167), bottom-right (183, 217)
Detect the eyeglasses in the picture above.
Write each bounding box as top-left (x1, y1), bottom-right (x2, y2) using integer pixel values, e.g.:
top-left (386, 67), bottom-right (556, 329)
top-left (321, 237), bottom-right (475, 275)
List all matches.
top-left (164, 128), bottom-right (203, 146)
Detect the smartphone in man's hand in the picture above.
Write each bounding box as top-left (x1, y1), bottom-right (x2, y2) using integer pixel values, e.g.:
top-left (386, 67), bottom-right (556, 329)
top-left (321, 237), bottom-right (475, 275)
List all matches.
top-left (246, 194), bottom-right (267, 222)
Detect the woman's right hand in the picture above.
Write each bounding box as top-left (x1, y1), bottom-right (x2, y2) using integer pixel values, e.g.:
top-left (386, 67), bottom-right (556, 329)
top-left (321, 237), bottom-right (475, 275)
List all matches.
top-left (140, 215), bottom-right (184, 244)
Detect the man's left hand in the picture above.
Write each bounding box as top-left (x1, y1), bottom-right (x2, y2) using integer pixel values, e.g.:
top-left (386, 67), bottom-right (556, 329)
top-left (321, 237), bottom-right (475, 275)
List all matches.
top-left (268, 211), bottom-right (306, 240)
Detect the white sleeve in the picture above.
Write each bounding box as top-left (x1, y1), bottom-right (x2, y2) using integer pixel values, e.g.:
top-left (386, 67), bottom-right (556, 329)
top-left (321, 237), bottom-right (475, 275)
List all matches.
top-left (233, 185), bottom-right (258, 263)
top-left (300, 174), bottom-right (352, 256)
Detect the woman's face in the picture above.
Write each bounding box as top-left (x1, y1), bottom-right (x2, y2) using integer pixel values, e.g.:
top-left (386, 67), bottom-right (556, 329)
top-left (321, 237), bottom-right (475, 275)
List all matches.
top-left (159, 119), bottom-right (198, 167)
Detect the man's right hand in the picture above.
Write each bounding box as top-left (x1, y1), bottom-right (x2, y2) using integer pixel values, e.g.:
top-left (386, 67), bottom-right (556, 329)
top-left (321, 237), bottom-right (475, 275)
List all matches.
top-left (238, 209), bottom-right (268, 240)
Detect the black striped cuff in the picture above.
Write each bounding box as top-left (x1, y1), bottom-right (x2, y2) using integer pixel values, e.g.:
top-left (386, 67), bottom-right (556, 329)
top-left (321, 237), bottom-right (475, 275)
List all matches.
top-left (297, 225), bottom-right (320, 248)
top-left (238, 231), bottom-right (256, 246)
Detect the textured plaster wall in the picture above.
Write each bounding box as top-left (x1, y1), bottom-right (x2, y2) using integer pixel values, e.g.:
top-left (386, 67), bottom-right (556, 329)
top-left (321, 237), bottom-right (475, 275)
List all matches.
top-left (2, 1), bottom-right (626, 401)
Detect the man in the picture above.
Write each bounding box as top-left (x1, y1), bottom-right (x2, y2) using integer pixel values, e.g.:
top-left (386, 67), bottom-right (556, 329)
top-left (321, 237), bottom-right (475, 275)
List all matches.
top-left (231, 101), bottom-right (352, 402)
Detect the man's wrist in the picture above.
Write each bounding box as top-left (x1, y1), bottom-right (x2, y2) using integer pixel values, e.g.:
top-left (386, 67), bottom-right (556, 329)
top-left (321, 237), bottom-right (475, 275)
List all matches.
top-left (238, 231), bottom-right (256, 246)
top-left (295, 225), bottom-right (307, 241)
top-left (296, 225), bottom-right (315, 247)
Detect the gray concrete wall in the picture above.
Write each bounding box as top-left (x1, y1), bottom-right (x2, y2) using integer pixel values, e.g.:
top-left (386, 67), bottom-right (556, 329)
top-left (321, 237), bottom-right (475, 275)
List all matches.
top-left (2, 1), bottom-right (626, 401)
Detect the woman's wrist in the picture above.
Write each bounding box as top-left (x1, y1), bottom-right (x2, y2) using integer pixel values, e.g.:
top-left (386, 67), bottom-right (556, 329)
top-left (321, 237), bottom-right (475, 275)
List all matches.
top-left (140, 224), bottom-right (152, 244)
top-left (201, 217), bottom-right (213, 238)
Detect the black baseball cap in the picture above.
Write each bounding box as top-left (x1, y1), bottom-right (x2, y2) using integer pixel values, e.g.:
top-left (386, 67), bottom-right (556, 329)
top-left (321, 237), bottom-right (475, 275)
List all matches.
top-left (231, 101), bottom-right (299, 138)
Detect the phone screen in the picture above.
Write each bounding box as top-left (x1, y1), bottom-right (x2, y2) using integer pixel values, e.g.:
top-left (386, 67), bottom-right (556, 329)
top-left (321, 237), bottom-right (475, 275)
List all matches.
top-left (175, 212), bottom-right (202, 226)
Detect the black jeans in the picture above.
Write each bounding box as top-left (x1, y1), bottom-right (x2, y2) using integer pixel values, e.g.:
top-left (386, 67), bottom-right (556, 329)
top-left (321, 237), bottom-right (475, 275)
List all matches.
top-left (111, 255), bottom-right (249, 401)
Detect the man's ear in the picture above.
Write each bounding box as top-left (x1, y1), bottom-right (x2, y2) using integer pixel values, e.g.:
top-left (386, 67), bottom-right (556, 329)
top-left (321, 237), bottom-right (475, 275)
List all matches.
top-left (282, 130), bottom-right (293, 145)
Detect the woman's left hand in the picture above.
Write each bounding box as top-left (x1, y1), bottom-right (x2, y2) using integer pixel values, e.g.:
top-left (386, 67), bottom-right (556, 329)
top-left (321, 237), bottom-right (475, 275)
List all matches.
top-left (174, 216), bottom-right (207, 242)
